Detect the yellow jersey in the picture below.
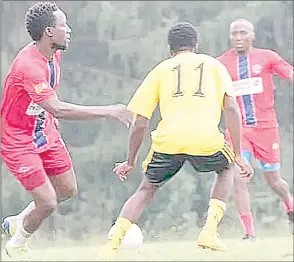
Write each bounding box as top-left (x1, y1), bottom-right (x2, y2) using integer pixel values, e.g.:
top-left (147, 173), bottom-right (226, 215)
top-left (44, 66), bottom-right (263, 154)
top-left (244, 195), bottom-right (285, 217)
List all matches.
top-left (127, 51), bottom-right (234, 155)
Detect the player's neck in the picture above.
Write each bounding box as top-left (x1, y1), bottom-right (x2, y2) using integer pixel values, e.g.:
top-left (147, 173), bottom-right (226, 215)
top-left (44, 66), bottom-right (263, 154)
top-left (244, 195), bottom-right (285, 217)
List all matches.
top-left (234, 46), bottom-right (253, 57)
top-left (35, 41), bottom-right (55, 60)
top-left (173, 49), bottom-right (194, 56)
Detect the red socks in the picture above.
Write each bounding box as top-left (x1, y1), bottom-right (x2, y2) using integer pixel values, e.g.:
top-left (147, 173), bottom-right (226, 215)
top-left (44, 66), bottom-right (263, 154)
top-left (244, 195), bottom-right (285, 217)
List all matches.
top-left (283, 197), bottom-right (293, 213)
top-left (240, 213), bottom-right (255, 237)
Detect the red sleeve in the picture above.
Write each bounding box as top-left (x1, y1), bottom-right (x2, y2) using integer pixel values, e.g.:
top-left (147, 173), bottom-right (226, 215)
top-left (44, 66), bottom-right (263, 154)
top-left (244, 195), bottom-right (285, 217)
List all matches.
top-left (23, 64), bottom-right (56, 104)
top-left (268, 50), bottom-right (293, 79)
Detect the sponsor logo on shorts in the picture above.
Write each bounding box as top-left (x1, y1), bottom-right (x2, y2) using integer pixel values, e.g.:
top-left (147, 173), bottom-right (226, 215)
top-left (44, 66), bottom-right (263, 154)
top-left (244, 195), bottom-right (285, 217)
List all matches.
top-left (18, 166), bottom-right (30, 173)
top-left (33, 111), bottom-right (48, 148)
top-left (263, 163), bottom-right (270, 168)
top-left (272, 143), bottom-right (279, 150)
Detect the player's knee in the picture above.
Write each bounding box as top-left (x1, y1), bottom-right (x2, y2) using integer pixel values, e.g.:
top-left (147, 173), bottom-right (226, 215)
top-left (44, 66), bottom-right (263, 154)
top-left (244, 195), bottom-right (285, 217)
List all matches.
top-left (67, 185), bottom-right (78, 198)
top-left (137, 182), bottom-right (158, 200)
top-left (266, 176), bottom-right (281, 190)
top-left (38, 198), bottom-right (58, 215)
top-left (234, 173), bottom-right (248, 190)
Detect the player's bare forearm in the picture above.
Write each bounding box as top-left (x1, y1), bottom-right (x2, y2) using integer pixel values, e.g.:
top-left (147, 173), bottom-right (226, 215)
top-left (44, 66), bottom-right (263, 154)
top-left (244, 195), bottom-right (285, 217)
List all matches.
top-left (225, 108), bottom-right (242, 155)
top-left (223, 94), bottom-right (242, 155)
top-left (49, 101), bottom-right (115, 120)
top-left (39, 94), bottom-right (132, 126)
top-left (127, 115), bottom-right (149, 166)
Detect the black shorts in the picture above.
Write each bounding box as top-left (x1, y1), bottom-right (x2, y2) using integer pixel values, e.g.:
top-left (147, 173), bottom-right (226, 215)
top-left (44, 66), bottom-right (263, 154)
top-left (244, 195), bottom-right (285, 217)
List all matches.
top-left (143, 143), bottom-right (235, 187)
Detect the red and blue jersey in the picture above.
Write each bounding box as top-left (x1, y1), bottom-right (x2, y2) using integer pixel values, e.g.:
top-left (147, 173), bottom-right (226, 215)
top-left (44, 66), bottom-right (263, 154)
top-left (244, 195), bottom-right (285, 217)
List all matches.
top-left (1, 42), bottom-right (62, 152)
top-left (218, 48), bottom-right (293, 128)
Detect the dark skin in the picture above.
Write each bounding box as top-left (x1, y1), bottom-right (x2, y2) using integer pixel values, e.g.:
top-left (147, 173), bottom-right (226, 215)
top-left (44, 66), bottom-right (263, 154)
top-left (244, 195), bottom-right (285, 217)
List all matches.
top-left (36, 9), bottom-right (132, 125)
top-left (229, 19), bottom-right (293, 227)
top-left (114, 48), bottom-right (252, 181)
top-left (230, 19), bottom-right (293, 83)
top-left (21, 8), bottom-right (132, 234)
top-left (112, 48), bottom-right (253, 224)
top-left (229, 19), bottom-right (255, 56)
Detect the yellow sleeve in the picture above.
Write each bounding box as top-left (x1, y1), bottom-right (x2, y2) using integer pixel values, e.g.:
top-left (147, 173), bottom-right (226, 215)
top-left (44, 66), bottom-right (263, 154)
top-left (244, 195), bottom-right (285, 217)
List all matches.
top-left (127, 66), bottom-right (160, 119)
top-left (217, 62), bottom-right (234, 97)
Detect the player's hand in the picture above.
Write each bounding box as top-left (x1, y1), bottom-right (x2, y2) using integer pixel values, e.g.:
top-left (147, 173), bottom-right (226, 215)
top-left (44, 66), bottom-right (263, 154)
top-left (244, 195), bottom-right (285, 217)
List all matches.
top-left (113, 161), bottom-right (134, 182)
top-left (54, 118), bottom-right (59, 129)
top-left (109, 104), bottom-right (133, 128)
top-left (235, 154), bottom-right (254, 181)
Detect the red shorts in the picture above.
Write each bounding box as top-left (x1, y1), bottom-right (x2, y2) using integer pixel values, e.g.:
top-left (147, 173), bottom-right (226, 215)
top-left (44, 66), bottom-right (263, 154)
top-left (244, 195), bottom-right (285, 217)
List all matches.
top-left (225, 127), bottom-right (280, 164)
top-left (1, 139), bottom-right (72, 191)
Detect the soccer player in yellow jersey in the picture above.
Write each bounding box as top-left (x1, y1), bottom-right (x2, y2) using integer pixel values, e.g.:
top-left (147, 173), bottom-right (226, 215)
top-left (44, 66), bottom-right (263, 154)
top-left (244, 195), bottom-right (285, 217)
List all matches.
top-left (99, 22), bottom-right (253, 259)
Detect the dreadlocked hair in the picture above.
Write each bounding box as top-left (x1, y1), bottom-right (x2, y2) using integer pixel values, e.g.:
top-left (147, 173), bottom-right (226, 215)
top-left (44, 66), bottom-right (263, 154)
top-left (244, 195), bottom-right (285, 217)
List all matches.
top-left (168, 22), bottom-right (198, 52)
top-left (25, 1), bottom-right (58, 41)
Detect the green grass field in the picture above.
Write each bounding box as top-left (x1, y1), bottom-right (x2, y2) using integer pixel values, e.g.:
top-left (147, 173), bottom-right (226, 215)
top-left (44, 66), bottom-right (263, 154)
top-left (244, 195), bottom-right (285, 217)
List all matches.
top-left (1, 235), bottom-right (293, 261)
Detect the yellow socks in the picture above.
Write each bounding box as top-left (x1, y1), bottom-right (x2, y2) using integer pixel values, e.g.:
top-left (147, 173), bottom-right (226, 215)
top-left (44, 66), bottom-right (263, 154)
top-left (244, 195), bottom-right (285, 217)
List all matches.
top-left (115, 217), bottom-right (132, 232)
top-left (107, 217), bottom-right (132, 248)
top-left (203, 199), bottom-right (226, 233)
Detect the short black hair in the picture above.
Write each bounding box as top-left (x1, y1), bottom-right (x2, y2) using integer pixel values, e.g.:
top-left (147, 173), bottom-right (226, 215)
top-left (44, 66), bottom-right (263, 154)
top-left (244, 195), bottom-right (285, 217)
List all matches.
top-left (25, 1), bottom-right (59, 41)
top-left (168, 22), bottom-right (198, 52)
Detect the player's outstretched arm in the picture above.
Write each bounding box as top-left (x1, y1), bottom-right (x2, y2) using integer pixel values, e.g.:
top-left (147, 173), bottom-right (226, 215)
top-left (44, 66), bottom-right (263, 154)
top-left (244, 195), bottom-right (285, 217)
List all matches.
top-left (127, 115), bottom-right (149, 166)
top-left (113, 115), bottom-right (149, 181)
top-left (39, 93), bottom-right (133, 127)
top-left (223, 94), bottom-right (253, 178)
top-left (269, 50), bottom-right (293, 84)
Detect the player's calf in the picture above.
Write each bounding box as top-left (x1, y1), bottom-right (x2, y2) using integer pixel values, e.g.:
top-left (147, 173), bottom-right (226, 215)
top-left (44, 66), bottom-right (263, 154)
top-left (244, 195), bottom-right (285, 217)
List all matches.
top-left (264, 171), bottom-right (293, 234)
top-left (99, 178), bottom-right (159, 260)
top-left (233, 175), bottom-right (256, 239)
top-left (197, 162), bottom-right (235, 250)
top-left (264, 171), bottom-right (290, 200)
top-left (5, 180), bottom-right (58, 261)
top-left (56, 187), bottom-right (78, 202)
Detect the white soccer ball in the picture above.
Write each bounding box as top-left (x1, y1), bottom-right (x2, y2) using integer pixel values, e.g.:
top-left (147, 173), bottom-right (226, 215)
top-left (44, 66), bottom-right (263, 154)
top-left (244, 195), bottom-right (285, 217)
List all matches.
top-left (108, 223), bottom-right (143, 249)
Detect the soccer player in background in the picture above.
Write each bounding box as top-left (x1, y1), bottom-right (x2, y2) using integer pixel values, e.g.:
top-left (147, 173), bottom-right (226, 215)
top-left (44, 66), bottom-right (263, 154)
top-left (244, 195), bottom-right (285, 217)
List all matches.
top-left (218, 18), bottom-right (294, 241)
top-left (99, 22), bottom-right (253, 260)
top-left (1, 2), bottom-right (132, 260)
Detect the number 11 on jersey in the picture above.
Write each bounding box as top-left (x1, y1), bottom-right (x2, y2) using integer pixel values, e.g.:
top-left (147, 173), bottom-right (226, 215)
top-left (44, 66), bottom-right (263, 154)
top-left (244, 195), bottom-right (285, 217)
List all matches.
top-left (172, 63), bottom-right (205, 97)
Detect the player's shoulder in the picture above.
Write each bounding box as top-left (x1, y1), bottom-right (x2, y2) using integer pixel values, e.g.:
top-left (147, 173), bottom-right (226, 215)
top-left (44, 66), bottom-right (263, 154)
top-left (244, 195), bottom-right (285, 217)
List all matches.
top-left (12, 43), bottom-right (46, 76)
top-left (217, 49), bottom-right (235, 62)
top-left (16, 42), bottom-right (36, 58)
top-left (7, 44), bottom-right (30, 76)
top-left (196, 53), bottom-right (227, 71)
top-left (197, 53), bottom-right (219, 63)
top-left (156, 56), bottom-right (175, 68)
top-left (147, 57), bottom-right (175, 75)
top-left (12, 43), bottom-right (38, 68)
top-left (252, 47), bottom-right (277, 57)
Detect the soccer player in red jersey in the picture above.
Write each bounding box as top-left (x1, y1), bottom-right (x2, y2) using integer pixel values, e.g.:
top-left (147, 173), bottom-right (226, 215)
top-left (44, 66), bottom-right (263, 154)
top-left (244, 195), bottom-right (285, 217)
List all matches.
top-left (1, 2), bottom-right (132, 260)
top-left (218, 18), bottom-right (293, 241)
